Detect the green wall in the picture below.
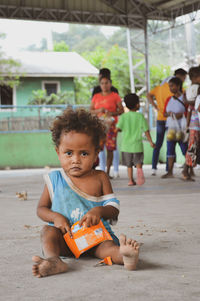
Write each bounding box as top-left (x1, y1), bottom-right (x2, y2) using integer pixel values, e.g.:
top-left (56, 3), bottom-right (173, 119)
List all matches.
top-left (0, 132), bottom-right (59, 168)
top-left (16, 77), bottom-right (74, 106)
top-left (0, 130), bottom-right (185, 169)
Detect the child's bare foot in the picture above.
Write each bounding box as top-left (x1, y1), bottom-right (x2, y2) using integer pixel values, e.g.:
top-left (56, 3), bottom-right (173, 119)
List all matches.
top-left (128, 180), bottom-right (136, 186)
top-left (136, 168), bottom-right (145, 185)
top-left (32, 255), bottom-right (68, 278)
top-left (119, 234), bottom-right (139, 270)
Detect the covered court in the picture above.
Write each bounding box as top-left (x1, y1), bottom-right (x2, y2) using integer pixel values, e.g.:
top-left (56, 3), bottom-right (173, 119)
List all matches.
top-left (1, 1), bottom-right (200, 300)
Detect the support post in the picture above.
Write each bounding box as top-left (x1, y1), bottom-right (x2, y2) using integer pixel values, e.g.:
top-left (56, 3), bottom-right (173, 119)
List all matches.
top-left (185, 16), bottom-right (196, 67)
top-left (144, 19), bottom-right (153, 128)
top-left (126, 27), bottom-right (135, 93)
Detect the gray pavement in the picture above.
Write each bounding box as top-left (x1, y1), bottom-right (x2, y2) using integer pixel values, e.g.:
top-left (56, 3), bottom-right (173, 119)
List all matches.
top-left (0, 165), bottom-right (200, 301)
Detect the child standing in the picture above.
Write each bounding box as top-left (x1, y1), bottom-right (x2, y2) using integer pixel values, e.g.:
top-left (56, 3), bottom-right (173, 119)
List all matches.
top-left (162, 77), bottom-right (188, 179)
top-left (182, 66), bottom-right (200, 180)
top-left (32, 108), bottom-right (140, 278)
top-left (116, 93), bottom-right (155, 186)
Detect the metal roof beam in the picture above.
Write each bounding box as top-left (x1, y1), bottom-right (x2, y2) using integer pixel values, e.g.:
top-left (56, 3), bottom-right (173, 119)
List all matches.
top-left (0, 4), bottom-right (147, 28)
top-left (100, 0), bottom-right (127, 14)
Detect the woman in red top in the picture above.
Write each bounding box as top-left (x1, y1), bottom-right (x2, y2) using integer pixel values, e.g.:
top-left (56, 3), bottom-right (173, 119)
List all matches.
top-left (90, 76), bottom-right (124, 177)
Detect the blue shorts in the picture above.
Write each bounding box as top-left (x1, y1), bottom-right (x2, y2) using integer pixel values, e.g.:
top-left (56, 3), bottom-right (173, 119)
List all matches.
top-left (167, 140), bottom-right (188, 158)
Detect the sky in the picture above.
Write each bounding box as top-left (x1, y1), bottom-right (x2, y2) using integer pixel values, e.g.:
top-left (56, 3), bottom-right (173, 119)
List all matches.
top-left (0, 19), bottom-right (119, 53)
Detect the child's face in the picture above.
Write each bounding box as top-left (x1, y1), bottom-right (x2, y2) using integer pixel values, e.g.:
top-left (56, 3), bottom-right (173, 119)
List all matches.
top-left (193, 75), bottom-right (200, 84)
top-left (56, 131), bottom-right (98, 178)
top-left (169, 82), bottom-right (180, 94)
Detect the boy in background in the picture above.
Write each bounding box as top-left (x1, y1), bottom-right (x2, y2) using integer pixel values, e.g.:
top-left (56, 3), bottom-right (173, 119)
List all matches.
top-left (117, 93), bottom-right (155, 186)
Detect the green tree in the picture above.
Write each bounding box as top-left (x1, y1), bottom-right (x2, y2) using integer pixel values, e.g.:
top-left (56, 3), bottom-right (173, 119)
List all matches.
top-left (53, 41), bottom-right (69, 52)
top-left (28, 89), bottom-right (47, 105)
top-left (0, 33), bottom-right (21, 87)
top-left (28, 89), bottom-right (74, 105)
top-left (52, 24), bottom-right (109, 52)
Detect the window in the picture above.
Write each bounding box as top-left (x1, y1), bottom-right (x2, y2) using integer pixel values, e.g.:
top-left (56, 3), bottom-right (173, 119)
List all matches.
top-left (42, 81), bottom-right (60, 96)
top-left (0, 85), bottom-right (13, 105)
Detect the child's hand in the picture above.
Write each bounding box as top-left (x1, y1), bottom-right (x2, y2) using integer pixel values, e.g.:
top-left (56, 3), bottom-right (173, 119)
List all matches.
top-left (53, 213), bottom-right (72, 237)
top-left (150, 142), bottom-right (156, 148)
top-left (79, 207), bottom-right (102, 228)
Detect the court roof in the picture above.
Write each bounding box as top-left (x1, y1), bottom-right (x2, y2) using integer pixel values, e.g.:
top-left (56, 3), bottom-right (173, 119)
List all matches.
top-left (0, 1), bottom-right (199, 28)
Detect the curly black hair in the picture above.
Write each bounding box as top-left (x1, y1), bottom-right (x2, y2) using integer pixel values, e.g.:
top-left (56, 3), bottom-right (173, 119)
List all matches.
top-left (124, 93), bottom-right (139, 110)
top-left (51, 107), bottom-right (106, 150)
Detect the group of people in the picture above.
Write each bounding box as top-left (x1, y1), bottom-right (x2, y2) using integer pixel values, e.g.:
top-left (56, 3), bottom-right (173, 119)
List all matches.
top-left (147, 67), bottom-right (200, 180)
top-left (90, 68), bottom-right (155, 186)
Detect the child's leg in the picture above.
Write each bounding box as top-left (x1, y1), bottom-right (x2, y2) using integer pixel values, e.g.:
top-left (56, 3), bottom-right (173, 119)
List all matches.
top-left (127, 167), bottom-right (135, 186)
top-left (32, 225), bottom-right (70, 278)
top-left (136, 163), bottom-right (145, 185)
top-left (93, 234), bottom-right (140, 270)
top-left (106, 150), bottom-right (113, 177)
top-left (162, 140), bottom-right (175, 178)
top-left (113, 148), bottom-right (119, 176)
top-left (99, 147), bottom-right (106, 171)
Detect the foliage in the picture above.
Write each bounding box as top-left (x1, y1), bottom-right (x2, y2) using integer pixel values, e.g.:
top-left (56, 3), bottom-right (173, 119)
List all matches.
top-left (47, 91), bottom-right (75, 104)
top-left (0, 33), bottom-right (21, 87)
top-left (149, 64), bottom-right (171, 87)
top-left (28, 89), bottom-right (47, 105)
top-left (52, 24), bottom-right (109, 52)
top-left (101, 44), bottom-right (130, 97)
top-left (28, 89), bottom-right (74, 105)
top-left (26, 24), bottom-right (179, 103)
top-left (53, 41), bottom-right (69, 52)
top-left (75, 44), bottom-right (131, 100)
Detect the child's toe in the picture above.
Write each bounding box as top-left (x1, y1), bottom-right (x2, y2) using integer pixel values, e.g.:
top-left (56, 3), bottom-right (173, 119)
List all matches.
top-left (127, 238), bottom-right (132, 245)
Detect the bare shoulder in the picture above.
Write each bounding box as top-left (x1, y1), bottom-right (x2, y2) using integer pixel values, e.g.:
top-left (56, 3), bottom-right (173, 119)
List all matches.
top-left (93, 169), bottom-right (108, 179)
top-left (93, 170), bottom-right (113, 195)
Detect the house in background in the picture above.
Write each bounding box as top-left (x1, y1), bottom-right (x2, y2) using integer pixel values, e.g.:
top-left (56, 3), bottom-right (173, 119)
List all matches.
top-left (0, 51), bottom-right (98, 110)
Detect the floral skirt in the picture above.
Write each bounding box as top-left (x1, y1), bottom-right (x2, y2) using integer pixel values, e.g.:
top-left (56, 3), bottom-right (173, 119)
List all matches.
top-left (105, 124), bottom-right (118, 151)
top-left (185, 129), bottom-right (200, 167)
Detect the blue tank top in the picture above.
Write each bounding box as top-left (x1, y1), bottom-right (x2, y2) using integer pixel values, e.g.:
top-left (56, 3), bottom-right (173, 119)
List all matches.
top-left (44, 169), bottom-right (120, 240)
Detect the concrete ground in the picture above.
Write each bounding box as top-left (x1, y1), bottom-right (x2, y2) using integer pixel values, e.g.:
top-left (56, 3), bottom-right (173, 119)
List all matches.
top-left (0, 165), bottom-right (200, 301)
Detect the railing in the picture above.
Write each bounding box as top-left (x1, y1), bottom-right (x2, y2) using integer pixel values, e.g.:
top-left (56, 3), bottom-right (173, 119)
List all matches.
top-left (0, 104), bottom-right (90, 133)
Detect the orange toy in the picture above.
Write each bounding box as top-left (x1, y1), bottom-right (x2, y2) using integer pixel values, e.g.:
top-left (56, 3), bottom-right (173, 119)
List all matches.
top-left (63, 220), bottom-right (113, 258)
top-left (95, 256), bottom-right (113, 267)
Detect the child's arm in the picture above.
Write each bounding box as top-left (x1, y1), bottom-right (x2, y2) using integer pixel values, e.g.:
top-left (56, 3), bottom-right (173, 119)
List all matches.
top-left (144, 130), bottom-right (155, 148)
top-left (79, 173), bottom-right (119, 227)
top-left (186, 108), bottom-right (192, 128)
top-left (37, 185), bottom-right (72, 236)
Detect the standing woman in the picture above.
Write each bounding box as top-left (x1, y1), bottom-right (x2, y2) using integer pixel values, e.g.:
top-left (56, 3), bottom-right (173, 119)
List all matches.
top-left (90, 76), bottom-right (124, 177)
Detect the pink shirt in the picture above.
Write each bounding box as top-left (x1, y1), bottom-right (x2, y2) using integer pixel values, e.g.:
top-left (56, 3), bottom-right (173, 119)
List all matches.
top-left (91, 92), bottom-right (121, 123)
